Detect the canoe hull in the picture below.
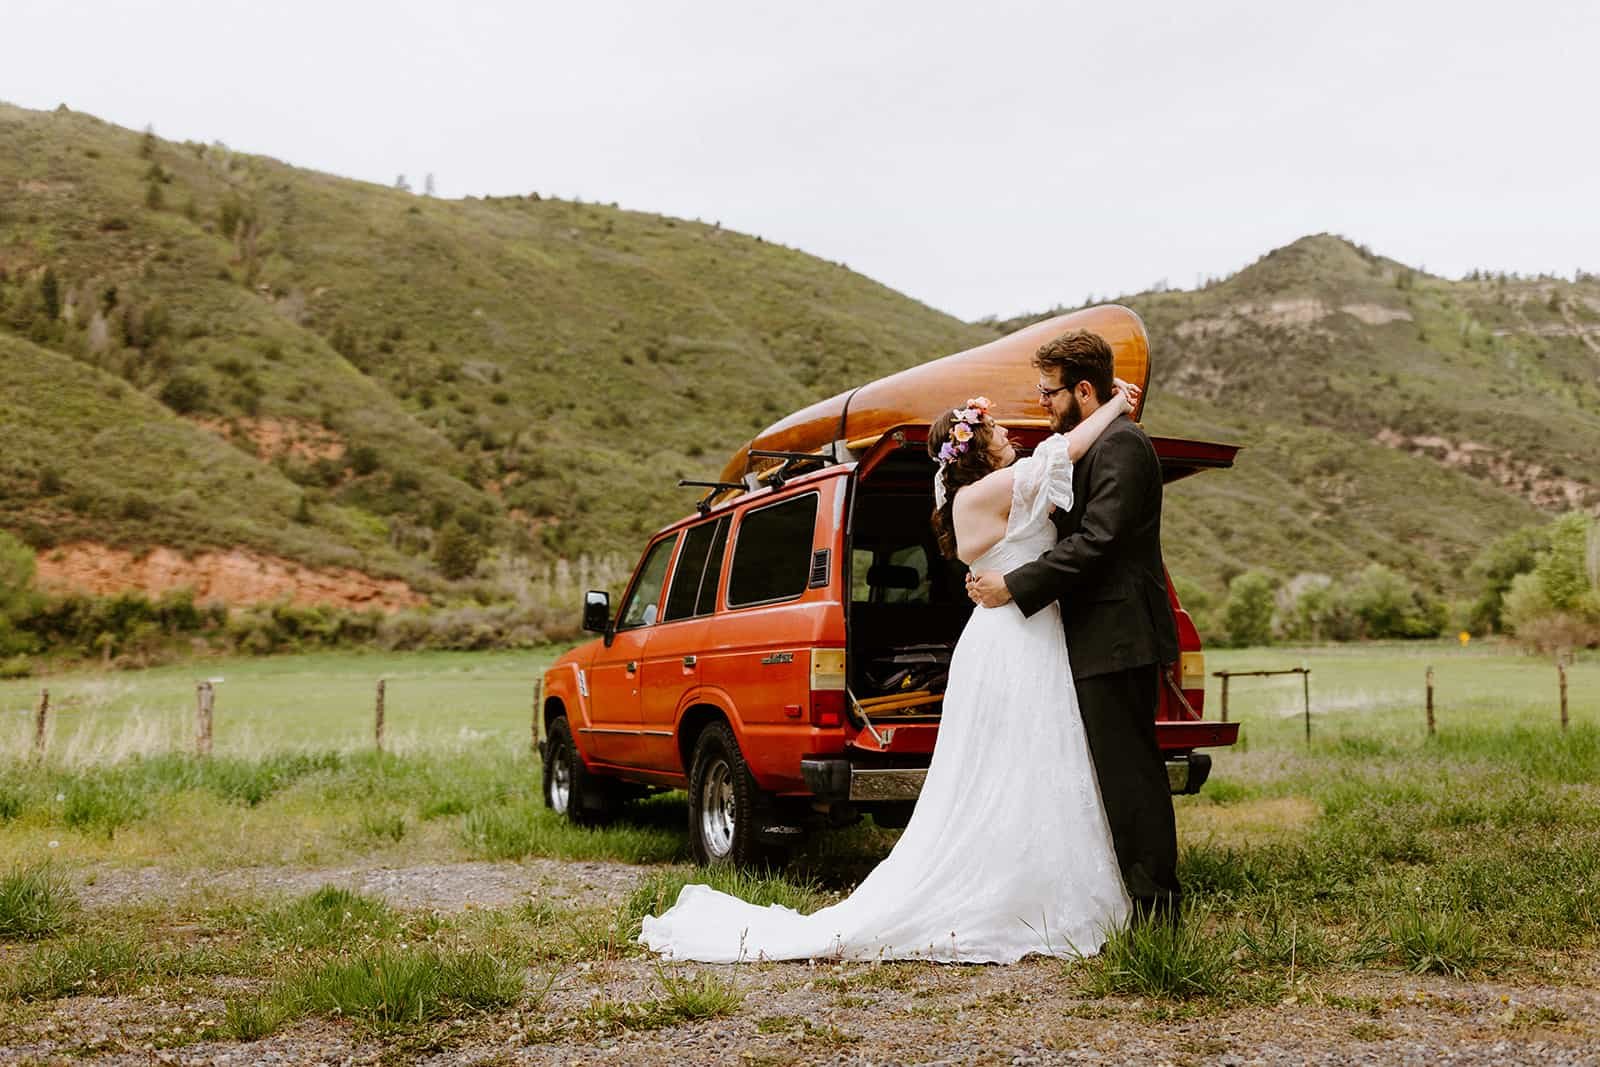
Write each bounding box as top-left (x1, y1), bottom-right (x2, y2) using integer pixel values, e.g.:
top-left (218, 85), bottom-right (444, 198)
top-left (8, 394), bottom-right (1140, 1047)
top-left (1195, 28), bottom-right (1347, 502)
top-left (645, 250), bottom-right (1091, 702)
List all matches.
top-left (720, 304), bottom-right (1150, 481)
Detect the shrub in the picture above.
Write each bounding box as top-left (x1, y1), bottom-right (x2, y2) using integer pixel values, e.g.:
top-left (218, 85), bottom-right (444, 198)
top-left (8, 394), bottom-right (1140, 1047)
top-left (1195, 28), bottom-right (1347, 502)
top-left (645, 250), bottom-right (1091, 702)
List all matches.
top-left (1345, 563), bottom-right (1445, 639)
top-left (346, 446), bottom-right (380, 477)
top-left (433, 523), bottom-right (483, 581)
top-left (158, 372), bottom-right (210, 414)
top-left (1222, 571), bottom-right (1275, 647)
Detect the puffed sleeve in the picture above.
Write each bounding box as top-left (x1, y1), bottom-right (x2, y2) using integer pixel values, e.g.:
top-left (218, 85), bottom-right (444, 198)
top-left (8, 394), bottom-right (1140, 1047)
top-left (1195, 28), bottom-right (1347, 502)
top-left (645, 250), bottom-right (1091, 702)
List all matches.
top-left (1006, 434), bottom-right (1075, 538)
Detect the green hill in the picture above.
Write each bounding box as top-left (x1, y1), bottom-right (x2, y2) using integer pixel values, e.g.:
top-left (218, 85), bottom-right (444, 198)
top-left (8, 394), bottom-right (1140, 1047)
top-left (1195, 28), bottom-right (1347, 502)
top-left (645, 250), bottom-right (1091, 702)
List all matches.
top-left (2, 103), bottom-right (1597, 615)
top-left (988, 235), bottom-right (1600, 597)
top-left (0, 102), bottom-right (987, 601)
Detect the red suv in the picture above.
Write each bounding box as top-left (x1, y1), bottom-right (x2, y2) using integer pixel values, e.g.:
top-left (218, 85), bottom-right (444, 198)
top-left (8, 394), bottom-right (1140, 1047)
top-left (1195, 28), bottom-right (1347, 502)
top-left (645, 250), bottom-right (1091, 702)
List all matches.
top-left (536, 422), bottom-right (1240, 867)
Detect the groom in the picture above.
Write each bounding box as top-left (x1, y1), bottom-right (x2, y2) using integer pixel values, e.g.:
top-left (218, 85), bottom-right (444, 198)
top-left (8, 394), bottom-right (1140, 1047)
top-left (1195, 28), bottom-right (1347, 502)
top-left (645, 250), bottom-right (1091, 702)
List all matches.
top-left (966, 329), bottom-right (1182, 922)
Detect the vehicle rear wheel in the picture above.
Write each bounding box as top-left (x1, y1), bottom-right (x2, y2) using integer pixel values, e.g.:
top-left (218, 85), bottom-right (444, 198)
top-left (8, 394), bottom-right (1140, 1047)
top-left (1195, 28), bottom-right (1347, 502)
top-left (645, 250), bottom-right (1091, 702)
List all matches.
top-left (687, 720), bottom-right (777, 868)
top-left (544, 716), bottom-right (616, 826)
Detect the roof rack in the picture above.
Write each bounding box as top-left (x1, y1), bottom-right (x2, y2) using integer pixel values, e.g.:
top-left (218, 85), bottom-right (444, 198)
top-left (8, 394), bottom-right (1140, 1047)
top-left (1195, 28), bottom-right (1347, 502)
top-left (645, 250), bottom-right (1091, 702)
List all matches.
top-left (747, 447), bottom-right (843, 490)
top-left (676, 479), bottom-right (745, 516)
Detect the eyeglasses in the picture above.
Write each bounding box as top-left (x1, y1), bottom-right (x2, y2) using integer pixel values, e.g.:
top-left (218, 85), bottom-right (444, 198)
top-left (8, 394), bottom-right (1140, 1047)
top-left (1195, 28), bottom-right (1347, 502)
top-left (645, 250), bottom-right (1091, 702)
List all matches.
top-left (1036, 382), bottom-right (1072, 400)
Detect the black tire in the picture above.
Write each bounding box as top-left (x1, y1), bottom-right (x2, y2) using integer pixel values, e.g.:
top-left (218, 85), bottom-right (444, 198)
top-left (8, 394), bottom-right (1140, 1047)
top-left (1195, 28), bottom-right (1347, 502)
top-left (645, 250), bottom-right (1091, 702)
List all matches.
top-left (687, 720), bottom-right (777, 869)
top-left (543, 717), bottom-right (616, 826)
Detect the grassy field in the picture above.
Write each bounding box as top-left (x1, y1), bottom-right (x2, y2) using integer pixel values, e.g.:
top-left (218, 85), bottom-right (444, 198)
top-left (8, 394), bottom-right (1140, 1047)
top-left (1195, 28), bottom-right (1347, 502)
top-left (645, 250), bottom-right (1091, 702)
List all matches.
top-left (0, 642), bottom-right (1597, 1055)
top-left (0, 647), bottom-right (563, 761)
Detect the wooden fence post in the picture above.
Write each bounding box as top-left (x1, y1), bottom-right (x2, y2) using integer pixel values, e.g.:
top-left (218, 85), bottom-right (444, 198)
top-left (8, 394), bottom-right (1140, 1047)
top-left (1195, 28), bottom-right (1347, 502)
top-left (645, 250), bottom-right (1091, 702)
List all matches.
top-left (1219, 673), bottom-right (1230, 723)
top-left (1559, 656), bottom-right (1569, 733)
top-left (33, 689), bottom-right (48, 760)
top-left (195, 682), bottom-right (214, 757)
top-left (375, 679), bottom-right (387, 753)
top-left (1302, 667), bottom-right (1311, 744)
top-left (1426, 666), bottom-right (1435, 736)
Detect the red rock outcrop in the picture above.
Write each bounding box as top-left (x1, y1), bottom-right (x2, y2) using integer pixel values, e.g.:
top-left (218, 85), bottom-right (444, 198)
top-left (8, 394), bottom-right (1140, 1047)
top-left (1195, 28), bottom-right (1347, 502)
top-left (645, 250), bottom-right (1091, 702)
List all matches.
top-left (33, 543), bottom-right (425, 613)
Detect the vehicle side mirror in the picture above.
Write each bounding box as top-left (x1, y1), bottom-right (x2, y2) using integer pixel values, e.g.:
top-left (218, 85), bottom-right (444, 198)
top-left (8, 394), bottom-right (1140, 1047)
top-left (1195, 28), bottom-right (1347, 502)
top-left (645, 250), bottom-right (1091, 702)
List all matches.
top-left (582, 590), bottom-right (611, 635)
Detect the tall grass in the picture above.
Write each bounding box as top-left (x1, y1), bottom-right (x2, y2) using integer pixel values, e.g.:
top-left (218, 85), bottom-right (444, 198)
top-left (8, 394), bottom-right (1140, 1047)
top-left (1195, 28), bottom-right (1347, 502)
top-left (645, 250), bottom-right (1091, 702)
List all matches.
top-left (0, 864), bottom-right (77, 939)
top-left (461, 799), bottom-right (684, 864)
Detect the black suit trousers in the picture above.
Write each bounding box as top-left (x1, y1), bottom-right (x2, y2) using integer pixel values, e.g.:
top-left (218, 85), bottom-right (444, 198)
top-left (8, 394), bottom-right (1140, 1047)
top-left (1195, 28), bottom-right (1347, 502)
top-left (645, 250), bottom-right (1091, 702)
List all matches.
top-left (1074, 665), bottom-right (1181, 913)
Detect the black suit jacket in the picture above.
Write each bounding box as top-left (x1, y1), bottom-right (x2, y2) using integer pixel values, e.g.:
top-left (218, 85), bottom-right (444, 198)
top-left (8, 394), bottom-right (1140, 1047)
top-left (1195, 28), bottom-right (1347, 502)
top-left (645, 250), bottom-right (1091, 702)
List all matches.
top-left (1003, 416), bottom-right (1179, 680)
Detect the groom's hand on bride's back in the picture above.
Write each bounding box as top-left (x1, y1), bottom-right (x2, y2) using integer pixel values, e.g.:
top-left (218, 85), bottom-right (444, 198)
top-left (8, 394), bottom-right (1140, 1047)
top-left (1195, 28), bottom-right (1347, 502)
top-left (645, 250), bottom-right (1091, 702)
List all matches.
top-left (966, 571), bottom-right (1012, 608)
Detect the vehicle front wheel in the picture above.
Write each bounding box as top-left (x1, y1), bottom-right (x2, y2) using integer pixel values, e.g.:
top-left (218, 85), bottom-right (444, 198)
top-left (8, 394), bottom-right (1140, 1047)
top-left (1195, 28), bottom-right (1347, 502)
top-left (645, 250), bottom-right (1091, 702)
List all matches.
top-left (543, 716), bottom-right (616, 826)
top-left (687, 720), bottom-right (776, 868)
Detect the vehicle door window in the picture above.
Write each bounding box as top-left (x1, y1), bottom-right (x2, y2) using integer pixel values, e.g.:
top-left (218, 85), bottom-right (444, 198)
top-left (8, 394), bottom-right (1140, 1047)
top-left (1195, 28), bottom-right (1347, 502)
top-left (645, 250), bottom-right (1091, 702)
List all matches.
top-left (695, 517), bottom-right (730, 616)
top-left (727, 493), bottom-right (819, 608)
top-left (664, 518), bottom-right (721, 621)
top-left (616, 536), bottom-right (676, 630)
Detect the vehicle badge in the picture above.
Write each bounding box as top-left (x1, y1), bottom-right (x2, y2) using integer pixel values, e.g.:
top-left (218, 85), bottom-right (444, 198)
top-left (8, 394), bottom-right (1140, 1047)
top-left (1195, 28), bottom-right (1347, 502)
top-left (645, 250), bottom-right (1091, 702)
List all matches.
top-left (577, 669), bottom-right (589, 697)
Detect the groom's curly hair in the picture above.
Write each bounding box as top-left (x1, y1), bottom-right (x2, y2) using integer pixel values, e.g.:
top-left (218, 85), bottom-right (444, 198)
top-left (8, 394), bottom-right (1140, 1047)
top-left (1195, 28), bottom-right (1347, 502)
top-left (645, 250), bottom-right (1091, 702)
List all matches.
top-left (928, 408), bottom-right (1001, 561)
top-left (1034, 329), bottom-right (1114, 403)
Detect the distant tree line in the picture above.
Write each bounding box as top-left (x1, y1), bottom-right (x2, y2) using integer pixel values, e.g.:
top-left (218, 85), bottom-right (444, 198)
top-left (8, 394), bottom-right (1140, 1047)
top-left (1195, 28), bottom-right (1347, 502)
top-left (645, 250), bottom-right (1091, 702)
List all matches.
top-left (1183, 510), bottom-right (1599, 651)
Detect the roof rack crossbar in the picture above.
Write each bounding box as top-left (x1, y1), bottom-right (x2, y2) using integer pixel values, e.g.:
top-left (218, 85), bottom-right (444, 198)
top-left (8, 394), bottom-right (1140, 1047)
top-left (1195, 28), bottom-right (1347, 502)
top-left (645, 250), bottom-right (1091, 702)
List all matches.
top-left (677, 479), bottom-right (746, 516)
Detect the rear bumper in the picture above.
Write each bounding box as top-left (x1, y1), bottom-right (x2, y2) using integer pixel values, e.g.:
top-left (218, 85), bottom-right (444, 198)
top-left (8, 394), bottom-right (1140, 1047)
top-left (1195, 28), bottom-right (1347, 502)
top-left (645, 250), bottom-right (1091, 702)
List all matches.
top-left (801, 759), bottom-right (927, 802)
top-left (804, 752), bottom-right (1213, 800)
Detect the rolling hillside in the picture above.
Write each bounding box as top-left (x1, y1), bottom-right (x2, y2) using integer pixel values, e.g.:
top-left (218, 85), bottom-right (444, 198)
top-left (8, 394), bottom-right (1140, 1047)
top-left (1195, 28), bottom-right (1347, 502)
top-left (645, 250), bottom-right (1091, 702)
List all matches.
top-left (0, 102), bottom-right (987, 605)
top-left (2, 102), bottom-right (1597, 611)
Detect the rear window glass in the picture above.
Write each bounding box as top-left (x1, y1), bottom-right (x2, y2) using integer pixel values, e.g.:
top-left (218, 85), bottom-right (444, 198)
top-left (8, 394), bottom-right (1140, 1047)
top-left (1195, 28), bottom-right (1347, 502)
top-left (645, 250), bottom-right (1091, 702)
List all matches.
top-left (727, 493), bottom-right (819, 607)
top-left (664, 517), bottom-right (728, 620)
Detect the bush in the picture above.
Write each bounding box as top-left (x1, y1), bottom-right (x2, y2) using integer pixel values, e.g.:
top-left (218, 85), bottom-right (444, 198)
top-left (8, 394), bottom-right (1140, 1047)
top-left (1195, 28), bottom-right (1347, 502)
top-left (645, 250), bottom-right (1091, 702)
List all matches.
top-left (1345, 563), bottom-right (1445, 639)
top-left (1221, 571), bottom-right (1275, 647)
top-left (433, 523), bottom-right (483, 581)
top-left (348, 445), bottom-right (381, 476)
top-left (158, 372), bottom-right (210, 414)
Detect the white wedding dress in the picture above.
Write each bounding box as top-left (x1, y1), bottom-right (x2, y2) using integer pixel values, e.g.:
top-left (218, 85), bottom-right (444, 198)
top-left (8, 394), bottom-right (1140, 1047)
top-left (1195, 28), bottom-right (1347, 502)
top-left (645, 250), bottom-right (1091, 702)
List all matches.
top-left (639, 435), bottom-right (1130, 963)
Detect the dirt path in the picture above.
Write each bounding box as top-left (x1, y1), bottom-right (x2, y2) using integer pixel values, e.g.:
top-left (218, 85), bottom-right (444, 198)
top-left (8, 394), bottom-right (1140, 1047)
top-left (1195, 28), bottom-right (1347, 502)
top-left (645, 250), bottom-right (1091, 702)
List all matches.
top-left (74, 857), bottom-right (645, 913)
top-left (10, 862), bottom-right (1597, 1064)
top-left (4, 956), bottom-right (1598, 1065)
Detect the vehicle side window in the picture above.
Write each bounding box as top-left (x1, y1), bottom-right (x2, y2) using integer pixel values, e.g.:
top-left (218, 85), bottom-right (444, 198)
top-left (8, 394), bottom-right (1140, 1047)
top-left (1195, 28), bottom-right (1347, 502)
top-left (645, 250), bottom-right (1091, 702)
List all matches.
top-left (664, 519), bottom-right (718, 621)
top-left (696, 517), bottom-right (730, 616)
top-left (617, 536), bottom-right (676, 630)
top-left (727, 493), bottom-right (819, 608)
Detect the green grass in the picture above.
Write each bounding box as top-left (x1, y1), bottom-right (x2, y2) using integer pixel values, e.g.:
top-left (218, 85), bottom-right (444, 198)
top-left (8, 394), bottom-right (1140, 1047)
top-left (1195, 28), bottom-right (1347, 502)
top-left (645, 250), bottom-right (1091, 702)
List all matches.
top-left (461, 798), bottom-right (684, 864)
top-left (1084, 904), bottom-right (1234, 999)
top-left (584, 967), bottom-right (743, 1033)
top-left (0, 648), bottom-right (563, 758)
top-left (0, 863), bottom-right (76, 939)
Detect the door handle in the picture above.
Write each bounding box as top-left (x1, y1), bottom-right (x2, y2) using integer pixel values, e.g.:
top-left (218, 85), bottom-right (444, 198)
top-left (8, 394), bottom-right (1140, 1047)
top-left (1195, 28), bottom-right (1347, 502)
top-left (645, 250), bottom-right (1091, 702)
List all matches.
top-left (682, 655), bottom-right (697, 668)
top-left (626, 660), bottom-right (637, 673)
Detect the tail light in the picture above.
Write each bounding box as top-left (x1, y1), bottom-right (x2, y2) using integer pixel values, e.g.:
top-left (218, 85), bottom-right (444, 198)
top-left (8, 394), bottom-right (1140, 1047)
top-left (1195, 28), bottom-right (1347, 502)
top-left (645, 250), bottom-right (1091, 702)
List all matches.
top-left (1180, 651), bottom-right (1205, 716)
top-left (809, 648), bottom-right (846, 728)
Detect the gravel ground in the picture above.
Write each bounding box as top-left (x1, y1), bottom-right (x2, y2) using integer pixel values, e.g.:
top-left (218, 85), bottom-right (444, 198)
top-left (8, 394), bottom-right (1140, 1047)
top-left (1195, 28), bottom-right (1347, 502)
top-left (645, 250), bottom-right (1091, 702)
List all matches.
top-left (3, 862), bottom-right (1594, 1065)
top-left (74, 857), bottom-right (644, 913)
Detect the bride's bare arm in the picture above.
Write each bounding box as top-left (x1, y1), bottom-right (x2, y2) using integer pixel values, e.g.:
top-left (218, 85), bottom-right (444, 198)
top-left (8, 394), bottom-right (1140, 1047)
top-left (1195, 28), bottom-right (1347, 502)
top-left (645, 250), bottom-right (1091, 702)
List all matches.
top-left (950, 467), bottom-right (1015, 565)
top-left (1061, 382), bottom-right (1137, 461)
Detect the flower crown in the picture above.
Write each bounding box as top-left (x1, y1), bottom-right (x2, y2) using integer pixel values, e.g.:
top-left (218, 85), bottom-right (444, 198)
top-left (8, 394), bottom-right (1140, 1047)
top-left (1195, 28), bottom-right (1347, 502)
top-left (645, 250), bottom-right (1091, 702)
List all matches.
top-left (936, 397), bottom-right (993, 464)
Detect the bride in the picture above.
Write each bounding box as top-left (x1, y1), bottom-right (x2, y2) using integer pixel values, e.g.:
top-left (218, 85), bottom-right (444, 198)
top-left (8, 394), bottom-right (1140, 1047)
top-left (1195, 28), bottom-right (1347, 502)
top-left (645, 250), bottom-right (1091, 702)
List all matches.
top-left (639, 385), bottom-right (1141, 963)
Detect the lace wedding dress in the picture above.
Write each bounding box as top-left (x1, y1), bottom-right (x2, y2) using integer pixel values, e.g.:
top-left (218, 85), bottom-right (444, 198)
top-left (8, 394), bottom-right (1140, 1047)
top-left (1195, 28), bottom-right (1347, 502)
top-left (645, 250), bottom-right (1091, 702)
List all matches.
top-left (639, 435), bottom-right (1130, 963)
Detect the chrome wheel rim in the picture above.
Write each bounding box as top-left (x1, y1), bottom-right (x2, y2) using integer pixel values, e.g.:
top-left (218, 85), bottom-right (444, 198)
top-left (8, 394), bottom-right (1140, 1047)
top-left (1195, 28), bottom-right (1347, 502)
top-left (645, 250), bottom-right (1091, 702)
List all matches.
top-left (700, 758), bottom-right (735, 858)
top-left (550, 748), bottom-right (572, 814)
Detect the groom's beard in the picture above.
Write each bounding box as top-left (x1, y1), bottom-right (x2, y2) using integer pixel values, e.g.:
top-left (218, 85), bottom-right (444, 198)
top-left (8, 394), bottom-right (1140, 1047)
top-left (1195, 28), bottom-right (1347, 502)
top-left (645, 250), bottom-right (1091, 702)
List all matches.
top-left (1052, 393), bottom-right (1084, 434)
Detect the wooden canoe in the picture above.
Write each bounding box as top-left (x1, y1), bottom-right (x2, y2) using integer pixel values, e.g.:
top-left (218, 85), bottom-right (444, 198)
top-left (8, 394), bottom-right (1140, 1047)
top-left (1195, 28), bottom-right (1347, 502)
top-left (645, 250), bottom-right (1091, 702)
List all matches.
top-left (720, 304), bottom-right (1150, 482)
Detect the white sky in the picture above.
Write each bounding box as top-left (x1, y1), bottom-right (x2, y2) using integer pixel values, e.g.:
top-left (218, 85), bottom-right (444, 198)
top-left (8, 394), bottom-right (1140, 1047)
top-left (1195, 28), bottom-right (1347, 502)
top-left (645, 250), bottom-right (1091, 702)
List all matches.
top-left (5, 0), bottom-right (1598, 320)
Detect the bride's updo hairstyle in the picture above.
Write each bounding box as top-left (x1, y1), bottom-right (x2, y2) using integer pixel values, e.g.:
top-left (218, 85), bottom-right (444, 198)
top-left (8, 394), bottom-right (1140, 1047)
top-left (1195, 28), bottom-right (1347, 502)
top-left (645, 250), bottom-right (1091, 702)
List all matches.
top-left (928, 406), bottom-right (1000, 561)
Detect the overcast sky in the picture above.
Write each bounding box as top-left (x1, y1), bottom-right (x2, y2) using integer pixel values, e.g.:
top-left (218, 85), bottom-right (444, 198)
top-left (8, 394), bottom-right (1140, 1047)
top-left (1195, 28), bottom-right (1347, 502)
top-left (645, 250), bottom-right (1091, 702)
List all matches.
top-left (6, 0), bottom-right (1598, 320)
